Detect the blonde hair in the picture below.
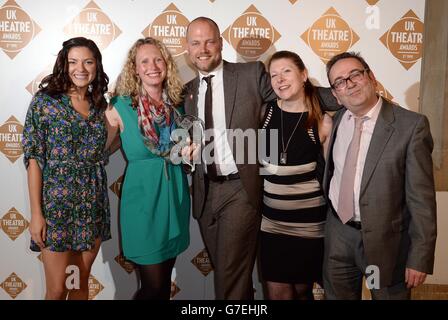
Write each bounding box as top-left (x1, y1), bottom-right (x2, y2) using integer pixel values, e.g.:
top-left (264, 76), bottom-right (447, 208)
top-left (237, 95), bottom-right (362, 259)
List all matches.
top-left (114, 37), bottom-right (183, 107)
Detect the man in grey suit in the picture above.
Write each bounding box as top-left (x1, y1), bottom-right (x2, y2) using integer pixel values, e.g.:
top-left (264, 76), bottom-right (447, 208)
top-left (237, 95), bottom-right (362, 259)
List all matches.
top-left (183, 17), bottom-right (275, 299)
top-left (322, 52), bottom-right (437, 299)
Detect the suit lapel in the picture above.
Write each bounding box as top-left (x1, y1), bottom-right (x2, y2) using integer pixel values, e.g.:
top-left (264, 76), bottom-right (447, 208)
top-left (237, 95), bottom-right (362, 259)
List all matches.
top-left (323, 109), bottom-right (346, 195)
top-left (223, 61), bottom-right (237, 128)
top-left (185, 77), bottom-right (200, 117)
top-left (360, 99), bottom-right (395, 194)
top-left (184, 76), bottom-right (205, 201)
top-left (328, 109), bottom-right (345, 159)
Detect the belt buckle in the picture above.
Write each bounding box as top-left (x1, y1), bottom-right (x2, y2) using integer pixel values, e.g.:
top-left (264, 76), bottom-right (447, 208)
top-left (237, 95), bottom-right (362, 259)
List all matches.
top-left (347, 220), bottom-right (362, 230)
top-left (210, 175), bottom-right (226, 183)
top-left (208, 173), bottom-right (239, 183)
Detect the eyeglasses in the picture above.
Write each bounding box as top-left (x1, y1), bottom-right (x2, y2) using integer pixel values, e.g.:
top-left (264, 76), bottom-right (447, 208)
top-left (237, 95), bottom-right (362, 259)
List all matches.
top-left (331, 69), bottom-right (369, 91)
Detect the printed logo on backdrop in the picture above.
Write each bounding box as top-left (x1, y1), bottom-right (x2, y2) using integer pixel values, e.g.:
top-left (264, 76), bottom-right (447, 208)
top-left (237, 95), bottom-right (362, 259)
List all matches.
top-left (63, 1), bottom-right (121, 50)
top-left (171, 281), bottom-right (180, 299)
top-left (109, 175), bottom-right (123, 198)
top-left (313, 282), bottom-right (325, 300)
top-left (0, 116), bottom-right (23, 163)
top-left (0, 273), bottom-right (27, 299)
top-left (191, 248), bottom-right (213, 276)
top-left (170, 268), bottom-right (180, 299)
top-left (380, 10), bottom-right (423, 70)
top-left (26, 65), bottom-right (52, 96)
top-left (1, 207), bottom-right (29, 241)
top-left (88, 275), bottom-right (104, 300)
top-left (376, 80), bottom-right (394, 101)
top-left (222, 5), bottom-right (281, 61)
top-left (301, 7), bottom-right (360, 64)
top-left (0, 0), bottom-right (41, 59)
top-left (365, 0), bottom-right (380, 5)
top-left (142, 3), bottom-right (189, 57)
top-left (114, 253), bottom-right (135, 274)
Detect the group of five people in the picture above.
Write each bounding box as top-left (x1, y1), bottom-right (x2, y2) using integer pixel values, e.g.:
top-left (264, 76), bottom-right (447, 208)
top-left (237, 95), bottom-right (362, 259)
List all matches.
top-left (22, 17), bottom-right (437, 300)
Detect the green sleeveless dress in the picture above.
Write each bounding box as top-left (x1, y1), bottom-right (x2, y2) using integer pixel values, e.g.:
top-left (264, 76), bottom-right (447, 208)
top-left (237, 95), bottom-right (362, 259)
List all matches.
top-left (111, 96), bottom-right (190, 265)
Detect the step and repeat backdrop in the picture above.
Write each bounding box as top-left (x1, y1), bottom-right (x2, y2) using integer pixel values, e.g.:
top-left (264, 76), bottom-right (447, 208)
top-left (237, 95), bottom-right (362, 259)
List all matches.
top-left (0, 0), bottom-right (425, 299)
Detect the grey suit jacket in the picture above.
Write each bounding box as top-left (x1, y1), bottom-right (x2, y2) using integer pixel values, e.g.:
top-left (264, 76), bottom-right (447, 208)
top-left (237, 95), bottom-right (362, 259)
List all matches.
top-left (184, 60), bottom-right (276, 219)
top-left (323, 98), bottom-right (437, 287)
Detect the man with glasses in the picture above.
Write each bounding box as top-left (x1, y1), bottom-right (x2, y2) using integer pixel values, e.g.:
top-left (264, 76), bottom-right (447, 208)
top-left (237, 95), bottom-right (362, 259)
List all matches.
top-left (322, 52), bottom-right (437, 299)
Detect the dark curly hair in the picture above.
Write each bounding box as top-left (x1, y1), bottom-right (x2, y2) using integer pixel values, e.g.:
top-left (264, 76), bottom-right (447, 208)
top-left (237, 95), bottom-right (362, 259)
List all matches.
top-left (39, 37), bottom-right (109, 110)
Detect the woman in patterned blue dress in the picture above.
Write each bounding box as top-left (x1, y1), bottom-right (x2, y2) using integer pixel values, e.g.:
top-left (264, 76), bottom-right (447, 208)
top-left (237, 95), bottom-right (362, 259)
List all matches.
top-left (22, 37), bottom-right (111, 300)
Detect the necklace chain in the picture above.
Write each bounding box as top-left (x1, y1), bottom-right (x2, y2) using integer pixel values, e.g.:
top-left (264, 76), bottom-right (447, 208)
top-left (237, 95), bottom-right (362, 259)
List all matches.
top-left (280, 100), bottom-right (305, 154)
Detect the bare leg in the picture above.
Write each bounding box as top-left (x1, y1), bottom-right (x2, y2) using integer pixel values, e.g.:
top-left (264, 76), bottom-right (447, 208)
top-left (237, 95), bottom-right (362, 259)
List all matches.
top-left (41, 249), bottom-right (71, 300)
top-left (294, 283), bottom-right (314, 300)
top-left (265, 281), bottom-right (295, 300)
top-left (67, 238), bottom-right (102, 300)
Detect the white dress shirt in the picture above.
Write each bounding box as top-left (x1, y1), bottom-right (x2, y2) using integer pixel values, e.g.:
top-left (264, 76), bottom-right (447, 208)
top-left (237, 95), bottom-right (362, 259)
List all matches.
top-left (198, 61), bottom-right (238, 175)
top-left (329, 97), bottom-right (382, 222)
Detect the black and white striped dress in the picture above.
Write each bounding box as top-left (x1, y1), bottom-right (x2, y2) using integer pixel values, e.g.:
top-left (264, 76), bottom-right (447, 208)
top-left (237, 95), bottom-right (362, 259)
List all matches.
top-left (260, 100), bottom-right (326, 283)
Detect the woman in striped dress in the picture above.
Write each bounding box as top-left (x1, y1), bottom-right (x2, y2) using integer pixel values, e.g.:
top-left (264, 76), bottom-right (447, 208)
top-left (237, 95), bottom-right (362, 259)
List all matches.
top-left (260, 51), bottom-right (332, 300)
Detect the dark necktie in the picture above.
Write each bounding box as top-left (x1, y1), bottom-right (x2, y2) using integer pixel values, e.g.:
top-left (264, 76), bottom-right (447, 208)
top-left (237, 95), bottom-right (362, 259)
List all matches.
top-left (203, 75), bottom-right (218, 180)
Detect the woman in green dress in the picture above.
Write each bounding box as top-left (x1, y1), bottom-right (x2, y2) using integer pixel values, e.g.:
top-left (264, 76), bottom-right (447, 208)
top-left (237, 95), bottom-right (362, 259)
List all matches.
top-left (105, 37), bottom-right (190, 300)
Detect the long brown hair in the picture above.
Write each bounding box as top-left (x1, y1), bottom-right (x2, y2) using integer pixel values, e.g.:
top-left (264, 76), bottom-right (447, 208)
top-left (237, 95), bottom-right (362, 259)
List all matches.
top-left (39, 37), bottom-right (109, 110)
top-left (268, 50), bottom-right (322, 129)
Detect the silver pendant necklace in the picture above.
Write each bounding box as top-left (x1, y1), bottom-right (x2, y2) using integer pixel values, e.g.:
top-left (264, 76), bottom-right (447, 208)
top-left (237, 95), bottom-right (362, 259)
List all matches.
top-left (280, 100), bottom-right (304, 165)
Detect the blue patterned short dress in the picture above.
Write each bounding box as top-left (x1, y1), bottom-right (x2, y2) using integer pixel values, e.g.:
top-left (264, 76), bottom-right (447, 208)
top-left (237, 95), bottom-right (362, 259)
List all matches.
top-left (22, 92), bottom-right (111, 252)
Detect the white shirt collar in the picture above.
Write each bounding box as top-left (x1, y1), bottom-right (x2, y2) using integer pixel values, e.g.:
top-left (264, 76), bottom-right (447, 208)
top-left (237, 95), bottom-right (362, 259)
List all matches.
top-left (346, 96), bottom-right (382, 122)
top-left (199, 61), bottom-right (223, 82)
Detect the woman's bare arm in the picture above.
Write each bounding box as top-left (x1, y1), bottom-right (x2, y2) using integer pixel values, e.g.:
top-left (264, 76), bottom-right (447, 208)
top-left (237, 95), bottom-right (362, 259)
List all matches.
top-left (104, 105), bottom-right (123, 153)
top-left (319, 113), bottom-right (333, 160)
top-left (27, 159), bottom-right (46, 249)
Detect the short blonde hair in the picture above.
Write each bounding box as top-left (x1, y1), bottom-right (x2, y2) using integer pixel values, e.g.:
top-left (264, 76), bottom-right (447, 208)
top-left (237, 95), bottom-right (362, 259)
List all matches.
top-left (114, 37), bottom-right (183, 107)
